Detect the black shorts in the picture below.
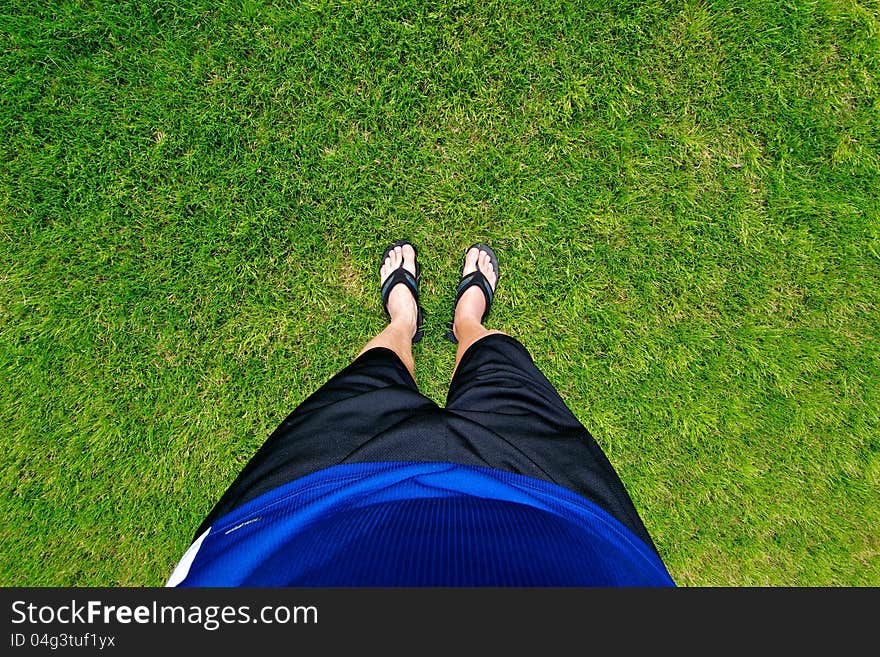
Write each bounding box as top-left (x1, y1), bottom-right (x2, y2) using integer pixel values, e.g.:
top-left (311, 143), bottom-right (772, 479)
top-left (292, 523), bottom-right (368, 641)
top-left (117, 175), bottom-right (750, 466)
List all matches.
top-left (195, 334), bottom-right (658, 553)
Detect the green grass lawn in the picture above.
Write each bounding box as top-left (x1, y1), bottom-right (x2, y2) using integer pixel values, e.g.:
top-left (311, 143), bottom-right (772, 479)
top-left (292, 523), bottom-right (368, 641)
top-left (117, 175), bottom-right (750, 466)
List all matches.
top-left (1, 0), bottom-right (878, 586)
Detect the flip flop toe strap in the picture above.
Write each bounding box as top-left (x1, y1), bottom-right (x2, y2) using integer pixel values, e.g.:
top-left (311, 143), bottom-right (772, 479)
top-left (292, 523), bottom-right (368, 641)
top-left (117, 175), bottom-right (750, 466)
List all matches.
top-left (455, 270), bottom-right (495, 322)
top-left (381, 267), bottom-right (419, 317)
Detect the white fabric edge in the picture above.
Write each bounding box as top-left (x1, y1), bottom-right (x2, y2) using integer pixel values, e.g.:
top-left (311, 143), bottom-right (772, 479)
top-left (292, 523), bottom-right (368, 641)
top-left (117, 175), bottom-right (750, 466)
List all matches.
top-left (165, 527), bottom-right (211, 587)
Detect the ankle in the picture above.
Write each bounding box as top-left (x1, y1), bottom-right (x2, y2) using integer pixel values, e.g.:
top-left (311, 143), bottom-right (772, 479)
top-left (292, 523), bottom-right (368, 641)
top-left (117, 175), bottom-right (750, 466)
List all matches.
top-left (389, 315), bottom-right (418, 338)
top-left (452, 314), bottom-right (483, 340)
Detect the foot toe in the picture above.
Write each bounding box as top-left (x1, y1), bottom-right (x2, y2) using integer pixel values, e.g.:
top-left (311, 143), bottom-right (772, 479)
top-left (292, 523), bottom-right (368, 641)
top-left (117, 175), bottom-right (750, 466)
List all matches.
top-left (463, 247), bottom-right (479, 275)
top-left (401, 243), bottom-right (417, 276)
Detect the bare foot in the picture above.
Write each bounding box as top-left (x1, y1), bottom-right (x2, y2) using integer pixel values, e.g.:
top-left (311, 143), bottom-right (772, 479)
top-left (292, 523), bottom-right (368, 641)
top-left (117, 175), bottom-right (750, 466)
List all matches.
top-left (381, 244), bottom-right (419, 339)
top-left (452, 246), bottom-right (497, 338)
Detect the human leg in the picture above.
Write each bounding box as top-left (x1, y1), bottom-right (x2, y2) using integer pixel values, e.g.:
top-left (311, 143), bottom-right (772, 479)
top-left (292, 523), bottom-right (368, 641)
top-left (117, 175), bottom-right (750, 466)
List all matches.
top-left (444, 246), bottom-right (660, 553)
top-left (358, 242), bottom-right (421, 381)
top-left (450, 245), bottom-right (505, 378)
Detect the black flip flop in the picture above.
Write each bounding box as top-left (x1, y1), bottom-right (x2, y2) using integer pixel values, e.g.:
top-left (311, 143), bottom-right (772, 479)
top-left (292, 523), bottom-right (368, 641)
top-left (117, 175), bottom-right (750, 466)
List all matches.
top-left (445, 243), bottom-right (499, 343)
top-left (380, 240), bottom-right (425, 344)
